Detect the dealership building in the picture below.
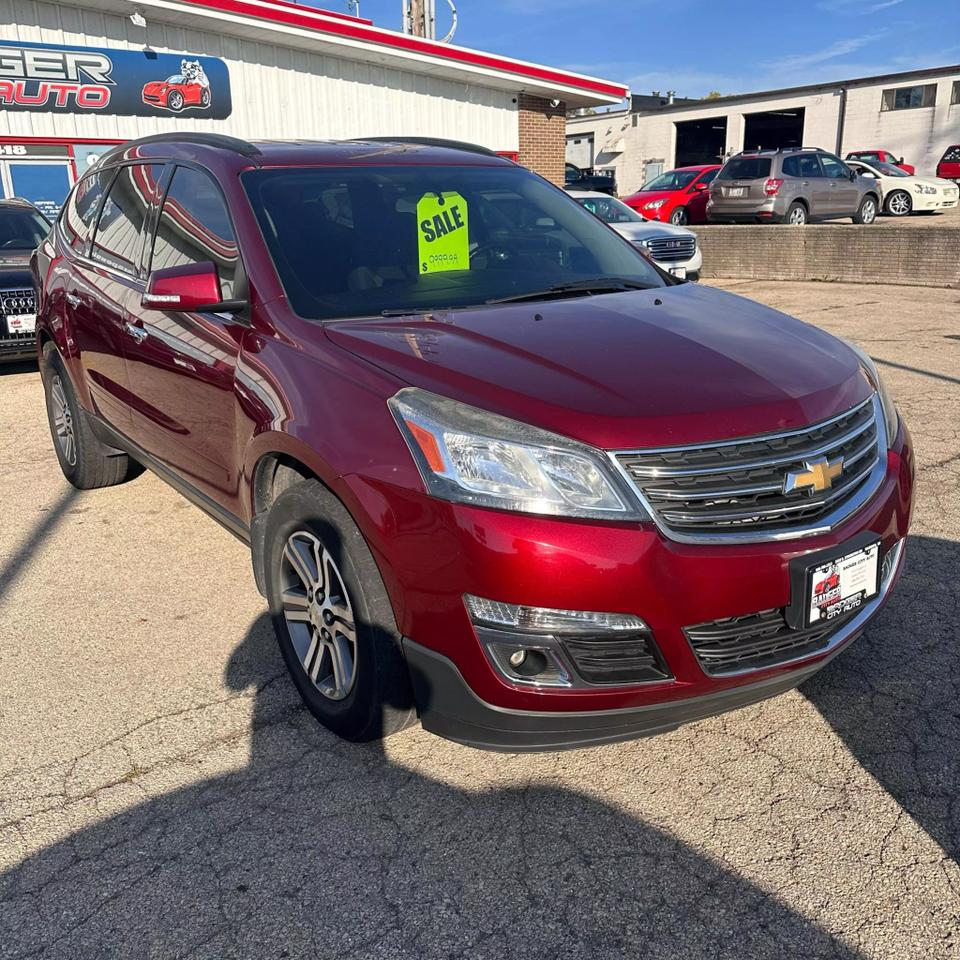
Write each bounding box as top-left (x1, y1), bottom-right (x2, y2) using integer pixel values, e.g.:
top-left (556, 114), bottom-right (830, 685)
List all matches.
top-left (0, 0), bottom-right (626, 218)
top-left (566, 64), bottom-right (960, 195)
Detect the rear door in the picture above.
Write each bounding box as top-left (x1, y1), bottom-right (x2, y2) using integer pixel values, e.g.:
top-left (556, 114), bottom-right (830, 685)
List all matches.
top-left (123, 163), bottom-right (244, 507)
top-left (686, 168), bottom-right (718, 221)
top-left (819, 153), bottom-right (859, 216)
top-left (795, 154), bottom-right (829, 215)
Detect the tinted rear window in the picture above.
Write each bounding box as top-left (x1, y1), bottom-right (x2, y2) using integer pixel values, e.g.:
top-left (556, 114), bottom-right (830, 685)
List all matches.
top-left (718, 158), bottom-right (772, 180)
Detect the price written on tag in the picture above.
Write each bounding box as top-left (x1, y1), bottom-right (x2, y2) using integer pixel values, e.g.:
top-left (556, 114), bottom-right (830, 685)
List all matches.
top-left (417, 192), bottom-right (469, 274)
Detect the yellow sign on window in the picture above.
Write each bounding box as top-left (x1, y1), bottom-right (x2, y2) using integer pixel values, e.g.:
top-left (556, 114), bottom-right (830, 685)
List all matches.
top-left (417, 192), bottom-right (469, 274)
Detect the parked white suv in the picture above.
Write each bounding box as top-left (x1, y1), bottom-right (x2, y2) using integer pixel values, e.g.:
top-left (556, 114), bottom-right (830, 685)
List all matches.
top-left (569, 190), bottom-right (702, 280)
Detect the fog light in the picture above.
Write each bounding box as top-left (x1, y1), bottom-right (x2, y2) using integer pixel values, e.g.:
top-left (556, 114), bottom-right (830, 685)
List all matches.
top-left (486, 640), bottom-right (568, 686)
top-left (508, 649), bottom-right (527, 667)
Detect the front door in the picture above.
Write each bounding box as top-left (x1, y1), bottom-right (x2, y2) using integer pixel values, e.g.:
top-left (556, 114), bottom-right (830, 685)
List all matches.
top-left (123, 163), bottom-right (244, 509)
top-left (819, 154), bottom-right (859, 216)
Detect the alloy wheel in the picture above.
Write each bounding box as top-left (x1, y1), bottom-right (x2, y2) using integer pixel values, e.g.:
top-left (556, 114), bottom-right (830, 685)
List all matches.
top-left (788, 206), bottom-right (806, 225)
top-left (887, 191), bottom-right (911, 216)
top-left (280, 530), bottom-right (358, 701)
top-left (670, 207), bottom-right (688, 226)
top-left (51, 375), bottom-right (76, 466)
top-left (861, 199), bottom-right (877, 224)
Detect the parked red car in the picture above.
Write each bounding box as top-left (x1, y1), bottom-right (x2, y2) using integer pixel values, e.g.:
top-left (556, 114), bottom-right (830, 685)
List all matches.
top-left (32, 135), bottom-right (913, 751)
top-left (937, 144), bottom-right (960, 185)
top-left (845, 150), bottom-right (915, 175)
top-left (622, 165), bottom-right (721, 225)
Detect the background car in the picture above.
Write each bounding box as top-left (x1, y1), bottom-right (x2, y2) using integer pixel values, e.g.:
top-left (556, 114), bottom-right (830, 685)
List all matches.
top-left (845, 149), bottom-right (915, 175)
top-left (937, 145), bottom-right (960, 185)
top-left (569, 189), bottom-right (701, 279)
top-left (564, 162), bottom-right (616, 196)
top-left (0, 198), bottom-right (48, 362)
top-left (622, 165), bottom-right (720, 225)
top-left (845, 158), bottom-right (959, 216)
top-left (707, 148), bottom-right (881, 225)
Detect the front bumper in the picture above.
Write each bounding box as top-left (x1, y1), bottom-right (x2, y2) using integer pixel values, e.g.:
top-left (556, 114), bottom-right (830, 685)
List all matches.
top-left (403, 540), bottom-right (904, 750)
top-left (345, 422), bottom-right (913, 747)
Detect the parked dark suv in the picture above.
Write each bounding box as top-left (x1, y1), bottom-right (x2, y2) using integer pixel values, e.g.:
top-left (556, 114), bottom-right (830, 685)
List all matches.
top-left (708, 148), bottom-right (881, 225)
top-left (0, 198), bottom-right (49, 361)
top-left (33, 135), bottom-right (913, 751)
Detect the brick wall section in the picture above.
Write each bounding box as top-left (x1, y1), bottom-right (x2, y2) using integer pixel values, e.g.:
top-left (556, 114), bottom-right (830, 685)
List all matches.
top-left (690, 225), bottom-right (960, 288)
top-left (518, 93), bottom-right (566, 186)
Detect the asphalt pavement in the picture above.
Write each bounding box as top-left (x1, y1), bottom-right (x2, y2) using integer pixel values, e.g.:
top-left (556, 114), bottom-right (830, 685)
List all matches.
top-left (1, 279), bottom-right (958, 959)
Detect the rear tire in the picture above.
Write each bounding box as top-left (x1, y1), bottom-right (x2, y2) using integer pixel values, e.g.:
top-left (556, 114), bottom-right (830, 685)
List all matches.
top-left (264, 478), bottom-right (417, 742)
top-left (40, 345), bottom-right (142, 489)
top-left (885, 190), bottom-right (912, 217)
top-left (853, 195), bottom-right (878, 224)
top-left (669, 206), bottom-right (689, 226)
top-left (785, 202), bottom-right (807, 225)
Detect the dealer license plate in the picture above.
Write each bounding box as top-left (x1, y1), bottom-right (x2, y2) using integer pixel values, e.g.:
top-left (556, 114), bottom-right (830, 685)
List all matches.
top-left (806, 541), bottom-right (879, 626)
top-left (6, 313), bottom-right (35, 334)
top-left (727, 187), bottom-right (746, 197)
top-left (669, 266), bottom-right (687, 279)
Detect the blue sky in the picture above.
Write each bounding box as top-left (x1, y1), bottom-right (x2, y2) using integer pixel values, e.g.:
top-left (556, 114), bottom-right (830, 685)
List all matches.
top-left (319, 0), bottom-right (960, 99)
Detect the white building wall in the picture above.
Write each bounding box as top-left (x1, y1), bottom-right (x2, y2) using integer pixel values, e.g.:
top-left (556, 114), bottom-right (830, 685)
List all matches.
top-left (0, 0), bottom-right (519, 150)
top-left (840, 71), bottom-right (960, 176)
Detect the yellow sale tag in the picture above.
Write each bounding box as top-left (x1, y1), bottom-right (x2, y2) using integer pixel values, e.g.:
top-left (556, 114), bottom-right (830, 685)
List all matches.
top-left (417, 192), bottom-right (469, 274)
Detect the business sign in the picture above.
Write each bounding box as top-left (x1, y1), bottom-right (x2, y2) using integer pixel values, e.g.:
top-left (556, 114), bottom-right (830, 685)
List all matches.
top-left (0, 40), bottom-right (231, 118)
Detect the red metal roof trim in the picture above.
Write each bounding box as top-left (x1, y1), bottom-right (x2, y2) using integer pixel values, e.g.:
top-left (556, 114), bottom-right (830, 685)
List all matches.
top-left (178, 0), bottom-right (628, 99)
top-left (255, 0), bottom-right (373, 26)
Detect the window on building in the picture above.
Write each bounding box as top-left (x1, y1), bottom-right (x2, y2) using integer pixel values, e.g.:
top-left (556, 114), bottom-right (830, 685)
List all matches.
top-left (881, 84), bottom-right (937, 111)
top-left (90, 164), bottom-right (163, 275)
top-left (952, 80), bottom-right (960, 105)
top-left (150, 165), bottom-right (239, 299)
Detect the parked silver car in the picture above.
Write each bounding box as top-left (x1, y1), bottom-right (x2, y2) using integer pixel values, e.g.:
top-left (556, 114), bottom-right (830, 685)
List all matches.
top-left (707, 148), bottom-right (881, 225)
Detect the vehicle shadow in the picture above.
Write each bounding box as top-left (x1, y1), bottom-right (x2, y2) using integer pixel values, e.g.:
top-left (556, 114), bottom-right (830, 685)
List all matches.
top-left (802, 533), bottom-right (960, 865)
top-left (0, 360), bottom-right (38, 376)
top-left (1, 613), bottom-right (866, 959)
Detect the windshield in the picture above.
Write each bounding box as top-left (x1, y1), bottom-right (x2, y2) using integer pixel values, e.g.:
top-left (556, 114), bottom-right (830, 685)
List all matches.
top-left (872, 161), bottom-right (909, 177)
top-left (717, 157), bottom-right (772, 180)
top-left (243, 165), bottom-right (663, 321)
top-left (575, 195), bottom-right (645, 224)
top-left (639, 170), bottom-right (698, 192)
top-left (0, 206), bottom-right (49, 250)
top-left (166, 74), bottom-right (186, 82)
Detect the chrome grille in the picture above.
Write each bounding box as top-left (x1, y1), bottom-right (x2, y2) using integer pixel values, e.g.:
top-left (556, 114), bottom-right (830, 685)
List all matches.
top-left (0, 287), bottom-right (36, 346)
top-left (645, 236), bottom-right (696, 263)
top-left (613, 395), bottom-right (884, 542)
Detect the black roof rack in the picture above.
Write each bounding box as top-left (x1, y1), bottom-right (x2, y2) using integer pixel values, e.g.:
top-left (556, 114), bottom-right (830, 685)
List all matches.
top-left (354, 136), bottom-right (500, 158)
top-left (97, 133), bottom-right (261, 166)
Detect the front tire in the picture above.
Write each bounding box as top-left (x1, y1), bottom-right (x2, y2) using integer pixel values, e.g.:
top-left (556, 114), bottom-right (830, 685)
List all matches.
top-left (669, 206), bottom-right (689, 226)
top-left (853, 195), bottom-right (878, 224)
top-left (40, 345), bottom-right (141, 489)
top-left (167, 90), bottom-right (184, 112)
top-left (885, 190), bottom-right (912, 217)
top-left (264, 478), bottom-right (416, 742)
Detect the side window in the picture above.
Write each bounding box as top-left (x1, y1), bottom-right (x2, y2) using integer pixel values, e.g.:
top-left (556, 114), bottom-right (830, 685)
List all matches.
top-left (699, 168), bottom-right (719, 186)
top-left (150, 166), bottom-right (239, 299)
top-left (799, 155), bottom-right (824, 178)
top-left (61, 170), bottom-right (112, 252)
top-left (90, 164), bottom-right (163, 275)
top-left (781, 156), bottom-right (801, 178)
top-left (819, 154), bottom-right (849, 179)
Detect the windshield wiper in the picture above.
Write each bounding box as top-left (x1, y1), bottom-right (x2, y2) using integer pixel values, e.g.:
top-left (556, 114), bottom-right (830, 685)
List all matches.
top-left (485, 277), bottom-right (655, 305)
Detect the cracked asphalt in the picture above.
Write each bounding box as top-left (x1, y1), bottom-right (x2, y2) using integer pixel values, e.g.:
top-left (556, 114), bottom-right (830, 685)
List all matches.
top-left (1, 279), bottom-right (958, 959)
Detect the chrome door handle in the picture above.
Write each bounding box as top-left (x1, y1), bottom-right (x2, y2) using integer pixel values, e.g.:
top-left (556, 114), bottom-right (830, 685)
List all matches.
top-left (65, 292), bottom-right (81, 307)
top-left (123, 321), bottom-right (148, 344)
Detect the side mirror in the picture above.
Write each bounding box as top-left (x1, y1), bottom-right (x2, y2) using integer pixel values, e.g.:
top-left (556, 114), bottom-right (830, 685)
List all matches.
top-left (142, 261), bottom-right (244, 313)
top-left (849, 169), bottom-right (858, 180)
top-left (692, 182), bottom-right (708, 192)
top-left (898, 157), bottom-right (905, 165)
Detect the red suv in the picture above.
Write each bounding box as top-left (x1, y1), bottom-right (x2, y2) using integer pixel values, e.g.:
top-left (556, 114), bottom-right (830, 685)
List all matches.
top-left (937, 144), bottom-right (960, 185)
top-left (32, 135), bottom-right (913, 751)
top-left (622, 165), bottom-right (721, 225)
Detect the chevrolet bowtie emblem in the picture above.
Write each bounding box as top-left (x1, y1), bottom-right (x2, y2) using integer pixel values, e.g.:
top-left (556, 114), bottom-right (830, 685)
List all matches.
top-left (784, 456), bottom-right (844, 494)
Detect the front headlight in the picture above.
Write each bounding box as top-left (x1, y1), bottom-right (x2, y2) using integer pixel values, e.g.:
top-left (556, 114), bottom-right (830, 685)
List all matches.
top-left (389, 388), bottom-right (649, 520)
top-left (633, 238), bottom-right (651, 249)
top-left (643, 199), bottom-right (666, 211)
top-left (913, 184), bottom-right (937, 195)
top-left (842, 339), bottom-right (899, 446)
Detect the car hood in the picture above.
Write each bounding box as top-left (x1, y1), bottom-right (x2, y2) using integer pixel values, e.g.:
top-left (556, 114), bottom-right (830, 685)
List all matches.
top-left (611, 221), bottom-right (693, 243)
top-left (325, 283), bottom-right (871, 449)
top-left (623, 190), bottom-right (677, 207)
top-left (0, 251), bottom-right (33, 286)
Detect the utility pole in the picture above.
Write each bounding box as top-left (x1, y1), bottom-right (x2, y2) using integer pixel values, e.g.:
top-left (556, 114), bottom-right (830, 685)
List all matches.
top-left (408, 0), bottom-right (427, 37)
